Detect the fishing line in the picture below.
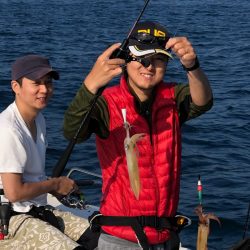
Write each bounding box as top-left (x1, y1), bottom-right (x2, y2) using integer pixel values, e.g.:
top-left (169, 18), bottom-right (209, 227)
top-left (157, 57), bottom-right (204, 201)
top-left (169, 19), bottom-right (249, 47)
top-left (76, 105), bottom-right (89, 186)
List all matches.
top-left (242, 202), bottom-right (250, 239)
top-left (162, 7), bottom-right (192, 73)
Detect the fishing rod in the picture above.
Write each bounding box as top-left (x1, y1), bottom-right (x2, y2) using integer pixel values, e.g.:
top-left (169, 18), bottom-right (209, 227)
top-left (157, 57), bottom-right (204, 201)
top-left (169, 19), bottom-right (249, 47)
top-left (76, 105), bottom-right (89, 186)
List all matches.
top-left (242, 202), bottom-right (250, 239)
top-left (110, 0), bottom-right (151, 60)
top-left (52, 0), bottom-right (151, 178)
top-left (51, 87), bottom-right (104, 177)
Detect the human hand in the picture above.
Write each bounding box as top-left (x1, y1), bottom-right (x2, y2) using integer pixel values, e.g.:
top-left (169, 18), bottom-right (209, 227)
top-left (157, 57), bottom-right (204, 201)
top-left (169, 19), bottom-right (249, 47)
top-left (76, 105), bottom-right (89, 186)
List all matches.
top-left (166, 37), bottom-right (197, 69)
top-left (53, 176), bottom-right (79, 196)
top-left (84, 43), bottom-right (126, 94)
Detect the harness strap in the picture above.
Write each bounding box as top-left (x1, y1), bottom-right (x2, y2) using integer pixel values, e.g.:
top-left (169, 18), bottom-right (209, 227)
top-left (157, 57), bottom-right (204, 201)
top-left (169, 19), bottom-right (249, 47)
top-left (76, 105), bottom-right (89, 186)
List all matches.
top-left (90, 213), bottom-right (175, 230)
top-left (131, 218), bottom-right (149, 249)
top-left (1, 189), bottom-right (60, 230)
top-left (12, 206), bottom-right (61, 230)
top-left (89, 212), bottom-right (176, 250)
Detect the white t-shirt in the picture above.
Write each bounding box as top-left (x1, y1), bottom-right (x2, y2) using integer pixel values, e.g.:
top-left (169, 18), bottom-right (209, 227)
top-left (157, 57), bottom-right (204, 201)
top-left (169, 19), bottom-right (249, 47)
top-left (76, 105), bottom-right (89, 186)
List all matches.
top-left (0, 102), bottom-right (48, 212)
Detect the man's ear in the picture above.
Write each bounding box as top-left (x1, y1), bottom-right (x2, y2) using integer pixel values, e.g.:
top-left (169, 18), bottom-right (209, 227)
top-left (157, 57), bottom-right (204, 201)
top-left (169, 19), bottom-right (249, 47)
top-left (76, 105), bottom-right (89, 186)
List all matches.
top-left (11, 80), bottom-right (20, 95)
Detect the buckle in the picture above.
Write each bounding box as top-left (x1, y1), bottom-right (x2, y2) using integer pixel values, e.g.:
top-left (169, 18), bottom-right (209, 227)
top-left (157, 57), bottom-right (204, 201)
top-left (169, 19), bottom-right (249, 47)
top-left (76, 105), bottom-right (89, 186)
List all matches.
top-left (175, 215), bottom-right (192, 229)
top-left (89, 212), bottom-right (103, 232)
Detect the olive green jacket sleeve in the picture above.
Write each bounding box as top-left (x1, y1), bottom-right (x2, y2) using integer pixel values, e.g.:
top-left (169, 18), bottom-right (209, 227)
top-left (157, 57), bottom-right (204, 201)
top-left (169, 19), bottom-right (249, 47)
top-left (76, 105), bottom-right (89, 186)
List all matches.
top-left (63, 84), bottom-right (109, 143)
top-left (174, 83), bottom-right (213, 125)
top-left (63, 83), bottom-right (213, 142)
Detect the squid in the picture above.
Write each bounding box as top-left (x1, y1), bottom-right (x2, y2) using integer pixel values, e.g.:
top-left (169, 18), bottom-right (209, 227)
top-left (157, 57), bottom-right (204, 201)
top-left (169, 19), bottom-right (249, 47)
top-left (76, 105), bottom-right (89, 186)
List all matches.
top-left (122, 109), bottom-right (145, 200)
top-left (195, 205), bottom-right (221, 250)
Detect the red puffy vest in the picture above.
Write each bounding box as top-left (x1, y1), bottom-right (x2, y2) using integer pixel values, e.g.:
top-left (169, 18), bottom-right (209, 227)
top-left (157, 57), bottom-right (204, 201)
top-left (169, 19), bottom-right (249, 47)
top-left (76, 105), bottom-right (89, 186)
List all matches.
top-left (96, 76), bottom-right (181, 245)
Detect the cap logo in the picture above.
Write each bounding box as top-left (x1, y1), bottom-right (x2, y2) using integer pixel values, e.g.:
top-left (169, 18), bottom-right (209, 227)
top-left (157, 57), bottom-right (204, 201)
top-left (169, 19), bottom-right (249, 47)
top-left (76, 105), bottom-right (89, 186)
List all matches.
top-left (137, 29), bottom-right (166, 38)
top-left (154, 29), bottom-right (166, 38)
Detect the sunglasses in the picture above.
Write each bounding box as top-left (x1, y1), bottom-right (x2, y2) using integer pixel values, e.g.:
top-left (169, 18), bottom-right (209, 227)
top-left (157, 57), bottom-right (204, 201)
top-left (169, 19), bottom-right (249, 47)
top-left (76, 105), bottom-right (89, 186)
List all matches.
top-left (130, 32), bottom-right (168, 46)
top-left (130, 55), bottom-right (169, 68)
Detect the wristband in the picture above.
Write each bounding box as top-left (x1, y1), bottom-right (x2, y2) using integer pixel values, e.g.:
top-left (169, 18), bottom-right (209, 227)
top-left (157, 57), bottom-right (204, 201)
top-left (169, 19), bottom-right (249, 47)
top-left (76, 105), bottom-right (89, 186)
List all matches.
top-left (182, 57), bottom-right (200, 72)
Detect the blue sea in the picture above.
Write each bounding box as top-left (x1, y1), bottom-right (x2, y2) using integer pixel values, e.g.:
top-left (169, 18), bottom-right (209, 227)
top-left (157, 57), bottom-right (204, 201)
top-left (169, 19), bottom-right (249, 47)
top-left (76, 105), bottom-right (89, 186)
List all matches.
top-left (0, 0), bottom-right (249, 249)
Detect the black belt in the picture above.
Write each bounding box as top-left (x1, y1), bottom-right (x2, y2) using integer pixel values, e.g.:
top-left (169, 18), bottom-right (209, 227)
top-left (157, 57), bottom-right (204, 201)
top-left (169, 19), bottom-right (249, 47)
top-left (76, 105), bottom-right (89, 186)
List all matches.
top-left (89, 212), bottom-right (180, 250)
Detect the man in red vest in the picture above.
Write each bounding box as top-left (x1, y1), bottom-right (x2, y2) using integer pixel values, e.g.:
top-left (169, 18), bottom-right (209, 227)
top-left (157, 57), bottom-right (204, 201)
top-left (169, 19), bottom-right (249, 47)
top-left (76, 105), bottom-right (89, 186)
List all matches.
top-left (64, 21), bottom-right (213, 250)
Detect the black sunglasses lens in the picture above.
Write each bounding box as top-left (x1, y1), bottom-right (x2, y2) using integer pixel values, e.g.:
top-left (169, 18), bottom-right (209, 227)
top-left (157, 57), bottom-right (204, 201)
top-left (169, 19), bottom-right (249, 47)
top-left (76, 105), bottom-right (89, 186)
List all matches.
top-left (140, 58), bottom-right (151, 67)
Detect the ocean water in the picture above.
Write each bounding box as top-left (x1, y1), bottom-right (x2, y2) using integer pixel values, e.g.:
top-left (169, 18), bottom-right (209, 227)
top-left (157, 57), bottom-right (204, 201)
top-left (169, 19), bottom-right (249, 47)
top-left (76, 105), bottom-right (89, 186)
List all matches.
top-left (0, 0), bottom-right (249, 249)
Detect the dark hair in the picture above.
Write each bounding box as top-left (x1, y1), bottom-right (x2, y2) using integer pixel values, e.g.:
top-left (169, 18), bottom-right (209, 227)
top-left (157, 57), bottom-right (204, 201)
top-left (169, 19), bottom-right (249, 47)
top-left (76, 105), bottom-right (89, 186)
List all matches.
top-left (16, 77), bottom-right (23, 86)
top-left (12, 77), bottom-right (23, 96)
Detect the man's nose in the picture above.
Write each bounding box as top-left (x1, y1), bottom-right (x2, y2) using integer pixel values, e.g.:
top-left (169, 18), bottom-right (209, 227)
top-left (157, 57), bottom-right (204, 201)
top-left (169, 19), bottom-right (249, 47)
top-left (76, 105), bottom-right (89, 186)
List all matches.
top-left (39, 83), bottom-right (50, 92)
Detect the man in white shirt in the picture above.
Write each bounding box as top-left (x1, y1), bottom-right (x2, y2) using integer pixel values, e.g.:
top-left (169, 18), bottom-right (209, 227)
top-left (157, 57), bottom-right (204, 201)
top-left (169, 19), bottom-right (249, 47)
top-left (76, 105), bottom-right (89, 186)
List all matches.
top-left (0, 55), bottom-right (88, 249)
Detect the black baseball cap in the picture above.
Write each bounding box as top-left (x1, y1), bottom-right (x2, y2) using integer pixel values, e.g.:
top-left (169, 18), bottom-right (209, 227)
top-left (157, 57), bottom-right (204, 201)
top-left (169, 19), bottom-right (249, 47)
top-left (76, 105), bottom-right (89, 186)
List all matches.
top-left (128, 21), bottom-right (172, 58)
top-left (11, 54), bottom-right (59, 81)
